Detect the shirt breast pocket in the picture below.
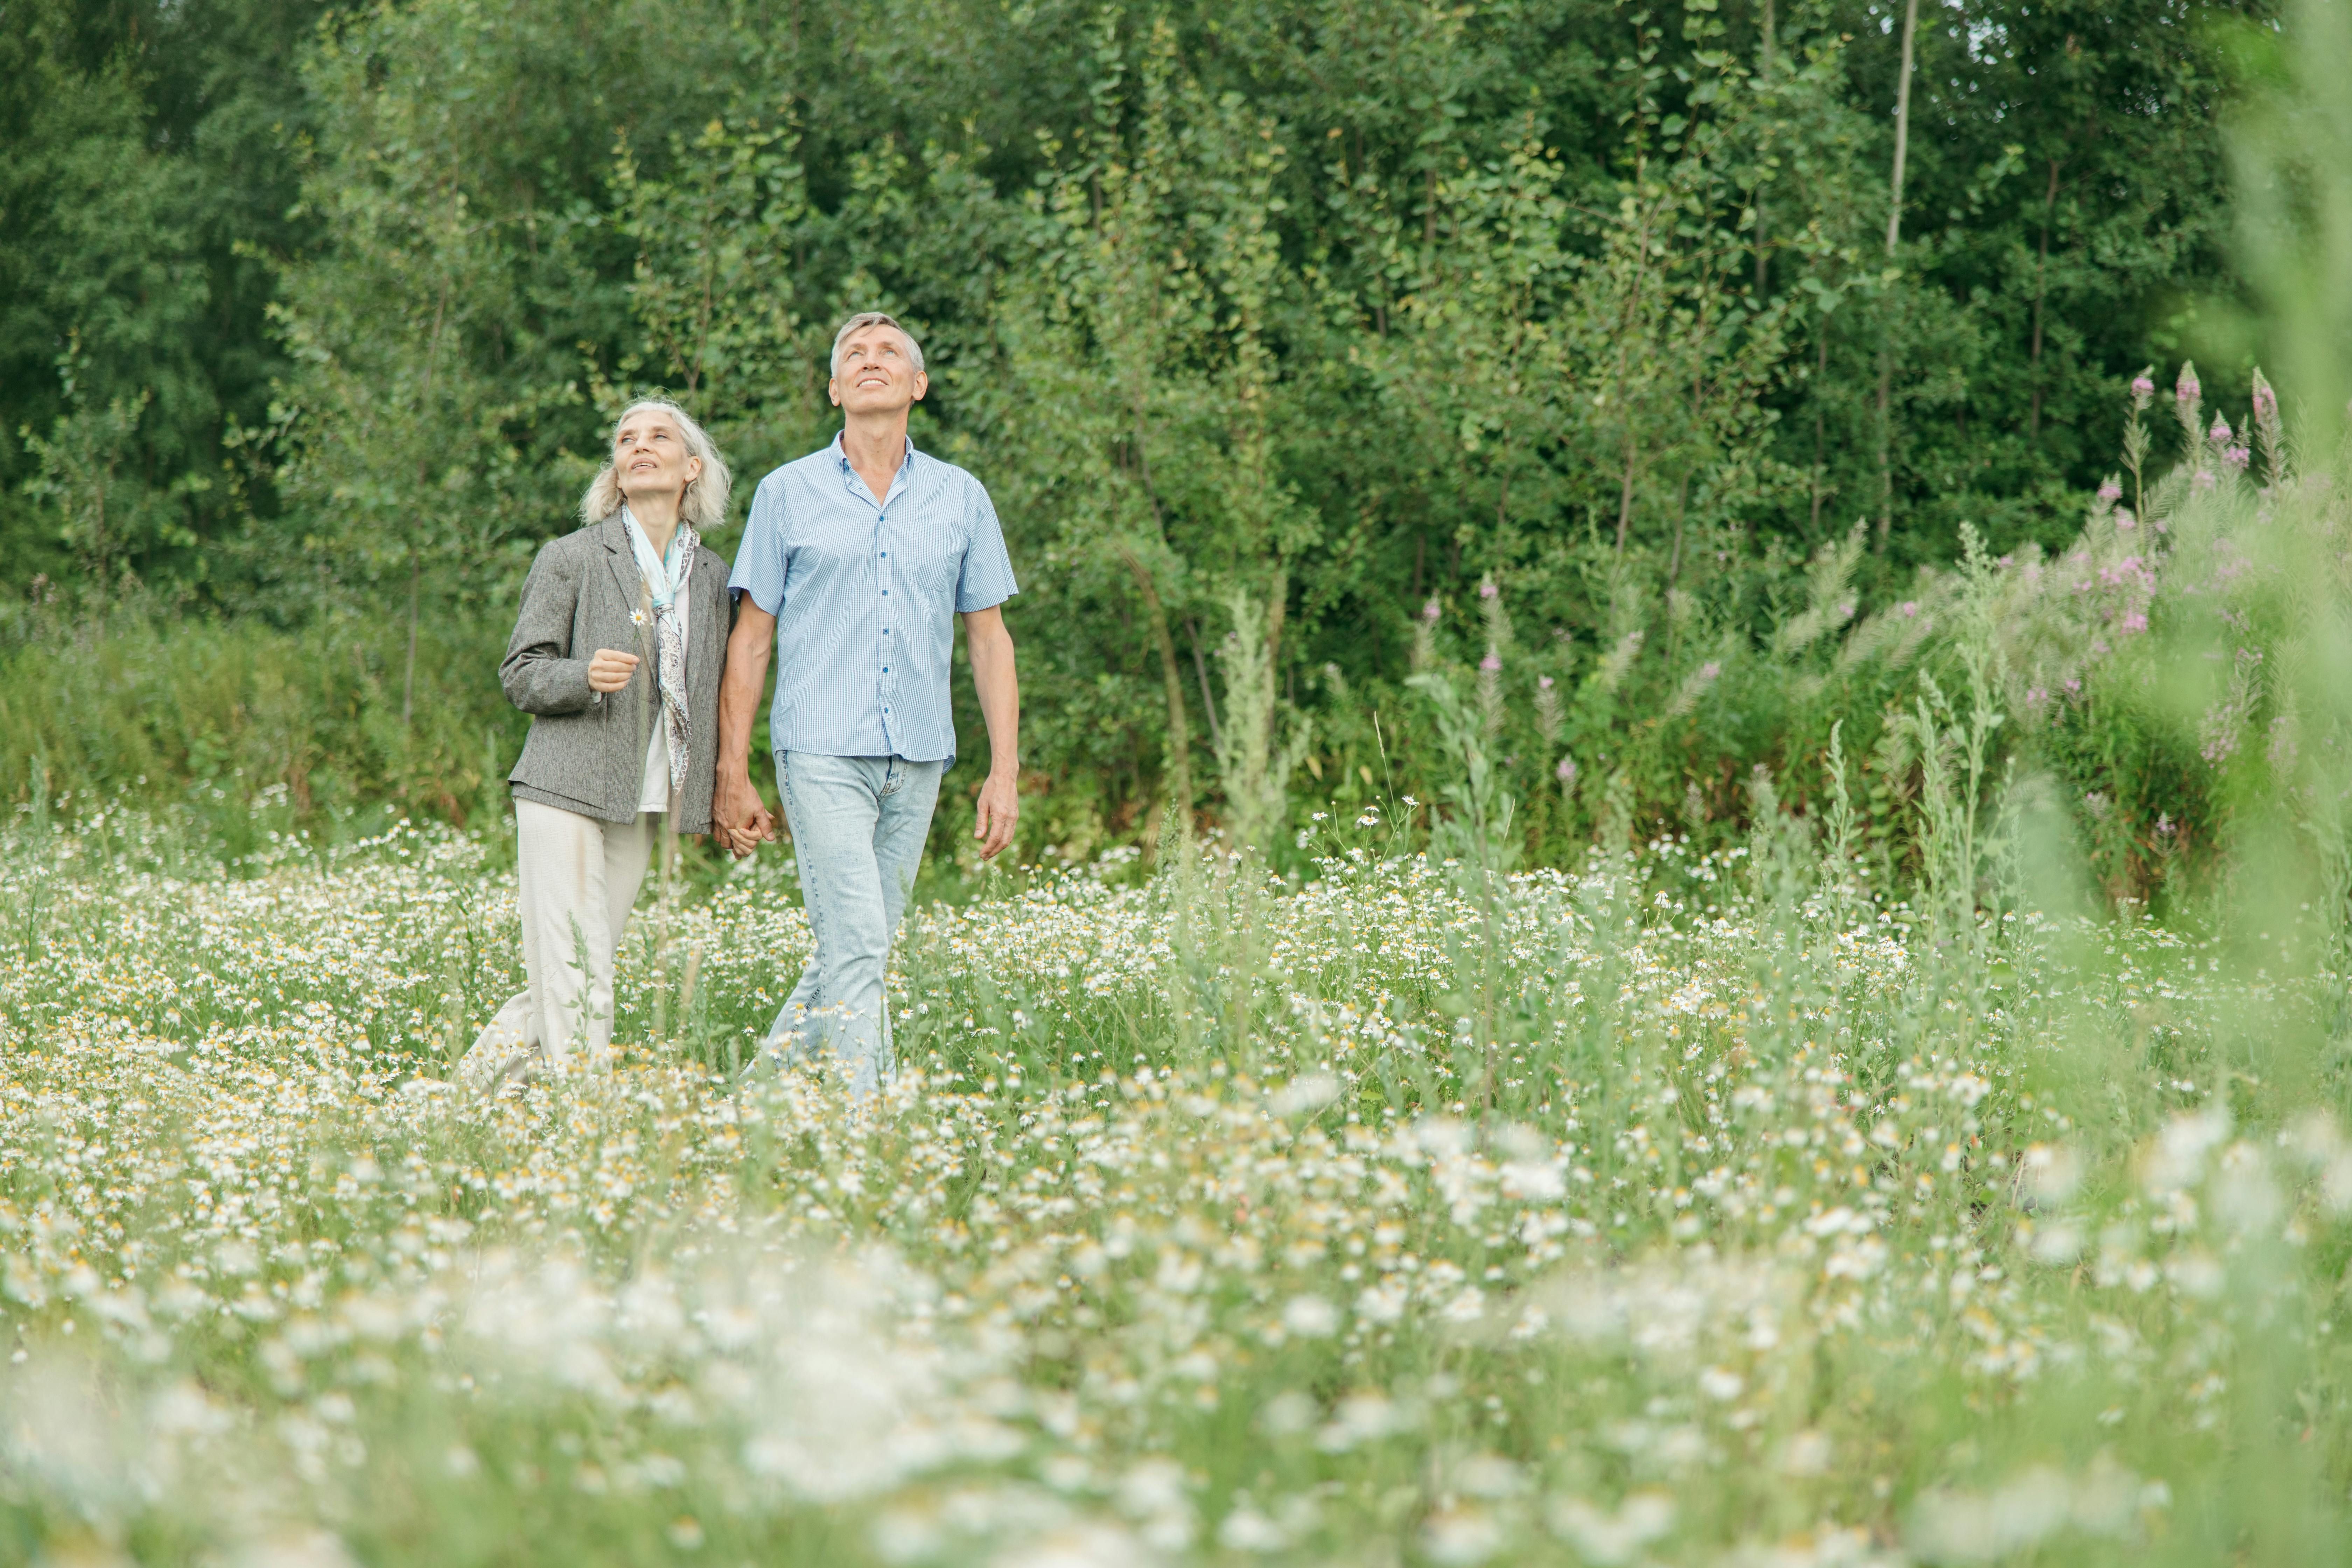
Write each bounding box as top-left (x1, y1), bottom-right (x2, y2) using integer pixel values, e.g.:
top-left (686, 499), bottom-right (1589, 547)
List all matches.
top-left (900, 528), bottom-right (966, 603)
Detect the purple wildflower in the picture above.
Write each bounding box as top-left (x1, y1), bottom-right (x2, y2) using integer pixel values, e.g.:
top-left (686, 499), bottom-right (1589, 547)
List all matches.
top-left (2209, 413), bottom-right (2232, 443)
top-left (2253, 381), bottom-right (2277, 420)
top-left (1555, 756), bottom-right (1577, 785)
top-left (1538, 675), bottom-right (1554, 691)
top-left (2131, 374), bottom-right (2156, 400)
top-left (1698, 660), bottom-right (1721, 681)
top-left (1899, 600), bottom-right (1919, 618)
top-left (2120, 610), bottom-right (2148, 634)
top-left (1478, 581), bottom-right (1498, 600)
top-left (1479, 652), bottom-right (1502, 672)
top-left (1422, 599), bottom-right (1441, 623)
top-left (2222, 444), bottom-right (2250, 471)
top-left (2115, 509), bottom-right (2135, 530)
top-left (2098, 478), bottom-right (2123, 505)
top-left (2192, 469), bottom-right (2216, 491)
top-left (2176, 365), bottom-right (2200, 404)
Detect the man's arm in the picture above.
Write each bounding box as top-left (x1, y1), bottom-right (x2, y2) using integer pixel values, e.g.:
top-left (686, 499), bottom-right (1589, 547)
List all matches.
top-left (715, 598), bottom-right (779, 856)
top-left (962, 604), bottom-right (1020, 860)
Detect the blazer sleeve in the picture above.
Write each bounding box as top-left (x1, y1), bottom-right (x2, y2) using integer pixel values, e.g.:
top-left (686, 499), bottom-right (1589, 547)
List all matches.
top-left (499, 540), bottom-right (598, 716)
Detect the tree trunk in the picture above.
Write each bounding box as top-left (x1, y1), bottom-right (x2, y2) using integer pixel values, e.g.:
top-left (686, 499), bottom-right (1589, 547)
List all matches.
top-left (402, 543), bottom-right (421, 728)
top-left (1614, 434), bottom-right (1640, 553)
top-left (1810, 324), bottom-right (1830, 531)
top-left (2028, 156), bottom-right (2060, 439)
top-left (1875, 0), bottom-right (1921, 549)
top-left (1185, 617), bottom-right (1223, 754)
top-left (1121, 545), bottom-right (1193, 833)
top-left (1667, 471), bottom-right (1690, 586)
top-left (405, 272), bottom-right (453, 730)
top-left (1754, 0), bottom-right (1776, 296)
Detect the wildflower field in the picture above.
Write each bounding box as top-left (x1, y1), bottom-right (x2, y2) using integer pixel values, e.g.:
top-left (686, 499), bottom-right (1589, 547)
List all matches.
top-left (4, 795), bottom-right (2349, 1568)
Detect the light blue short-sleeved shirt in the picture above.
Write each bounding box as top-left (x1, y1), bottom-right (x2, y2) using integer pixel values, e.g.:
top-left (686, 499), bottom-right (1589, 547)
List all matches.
top-left (729, 433), bottom-right (1018, 765)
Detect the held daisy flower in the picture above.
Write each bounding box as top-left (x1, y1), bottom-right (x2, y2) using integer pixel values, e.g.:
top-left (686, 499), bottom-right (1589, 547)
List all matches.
top-left (630, 608), bottom-right (651, 626)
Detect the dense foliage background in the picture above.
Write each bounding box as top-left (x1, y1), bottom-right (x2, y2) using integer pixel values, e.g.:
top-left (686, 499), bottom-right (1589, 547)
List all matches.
top-left (0, 0), bottom-right (2277, 884)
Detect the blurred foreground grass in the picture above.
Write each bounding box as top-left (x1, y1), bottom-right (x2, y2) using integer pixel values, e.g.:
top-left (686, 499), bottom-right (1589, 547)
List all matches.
top-left (0, 805), bottom-right (2347, 1565)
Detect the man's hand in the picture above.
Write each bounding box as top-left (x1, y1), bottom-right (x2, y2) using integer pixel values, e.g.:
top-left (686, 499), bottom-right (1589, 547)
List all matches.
top-left (714, 770), bottom-right (777, 859)
top-left (974, 770), bottom-right (1019, 860)
top-left (961, 606), bottom-right (1021, 861)
top-left (587, 648), bottom-right (640, 693)
top-left (714, 600), bottom-right (781, 859)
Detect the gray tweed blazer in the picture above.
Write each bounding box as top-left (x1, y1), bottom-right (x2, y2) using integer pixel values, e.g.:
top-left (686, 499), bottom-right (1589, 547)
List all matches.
top-left (501, 513), bottom-right (734, 833)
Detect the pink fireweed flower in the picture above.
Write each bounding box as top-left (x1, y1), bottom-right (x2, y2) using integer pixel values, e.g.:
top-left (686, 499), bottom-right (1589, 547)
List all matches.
top-left (1899, 601), bottom-right (1919, 618)
top-left (1478, 580), bottom-right (1498, 600)
top-left (2192, 469), bottom-right (2216, 491)
top-left (2253, 382), bottom-right (2277, 420)
top-left (2222, 444), bottom-right (2250, 470)
top-left (2098, 478), bottom-right (2123, 505)
top-left (2115, 508), bottom-right (2135, 530)
top-left (1555, 756), bottom-right (1577, 785)
top-left (1699, 660), bottom-right (1721, 680)
top-left (2156, 813), bottom-right (2175, 836)
top-left (1422, 600), bottom-right (1441, 623)
top-left (2209, 413), bottom-right (2232, 444)
top-left (2132, 374), bottom-right (2156, 400)
top-left (2120, 611), bottom-right (2148, 634)
top-left (2026, 685), bottom-right (2049, 706)
top-left (1537, 675), bottom-right (1554, 690)
top-left (2065, 678), bottom-right (2082, 694)
top-left (1479, 652), bottom-right (1502, 672)
top-left (2176, 365), bottom-right (2200, 403)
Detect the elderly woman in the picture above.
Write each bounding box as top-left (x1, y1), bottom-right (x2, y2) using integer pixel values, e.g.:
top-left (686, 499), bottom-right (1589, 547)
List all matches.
top-left (463, 399), bottom-right (736, 1084)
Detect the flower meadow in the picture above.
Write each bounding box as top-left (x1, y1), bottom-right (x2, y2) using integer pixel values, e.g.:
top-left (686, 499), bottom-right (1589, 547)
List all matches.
top-left (5, 804), bottom-right (2351, 1567)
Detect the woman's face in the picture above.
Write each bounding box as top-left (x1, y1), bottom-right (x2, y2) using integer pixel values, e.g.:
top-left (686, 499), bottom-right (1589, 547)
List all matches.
top-left (612, 410), bottom-right (702, 503)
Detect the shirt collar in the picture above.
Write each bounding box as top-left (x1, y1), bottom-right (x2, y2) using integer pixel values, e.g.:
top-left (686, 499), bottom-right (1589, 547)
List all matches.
top-left (829, 431), bottom-right (919, 504)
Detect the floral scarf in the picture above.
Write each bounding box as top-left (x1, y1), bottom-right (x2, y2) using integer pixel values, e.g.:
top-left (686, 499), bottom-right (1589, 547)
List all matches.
top-left (620, 506), bottom-right (698, 793)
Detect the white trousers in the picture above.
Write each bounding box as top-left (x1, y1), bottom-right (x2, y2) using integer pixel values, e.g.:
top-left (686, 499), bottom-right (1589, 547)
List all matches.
top-left (464, 799), bottom-right (656, 1080)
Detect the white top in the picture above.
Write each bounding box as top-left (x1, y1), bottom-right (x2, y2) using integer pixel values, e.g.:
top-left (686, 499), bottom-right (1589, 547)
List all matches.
top-left (635, 574), bottom-right (688, 814)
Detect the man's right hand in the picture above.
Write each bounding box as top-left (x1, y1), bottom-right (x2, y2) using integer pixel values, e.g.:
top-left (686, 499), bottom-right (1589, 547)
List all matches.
top-left (714, 770), bottom-right (777, 858)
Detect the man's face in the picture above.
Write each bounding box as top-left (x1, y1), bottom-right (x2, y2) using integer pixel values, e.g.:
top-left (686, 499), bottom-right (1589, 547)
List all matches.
top-left (828, 325), bottom-right (927, 418)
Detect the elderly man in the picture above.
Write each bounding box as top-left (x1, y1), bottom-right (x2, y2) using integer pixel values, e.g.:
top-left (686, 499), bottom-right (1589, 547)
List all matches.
top-left (715, 311), bottom-right (1021, 1093)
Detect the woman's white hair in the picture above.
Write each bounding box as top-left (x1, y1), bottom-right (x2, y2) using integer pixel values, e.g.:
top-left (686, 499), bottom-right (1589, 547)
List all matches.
top-left (579, 398), bottom-right (732, 530)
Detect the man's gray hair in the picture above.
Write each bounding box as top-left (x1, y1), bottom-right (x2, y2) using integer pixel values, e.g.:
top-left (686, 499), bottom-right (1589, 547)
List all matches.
top-left (830, 311), bottom-right (925, 378)
top-left (579, 398), bottom-right (733, 531)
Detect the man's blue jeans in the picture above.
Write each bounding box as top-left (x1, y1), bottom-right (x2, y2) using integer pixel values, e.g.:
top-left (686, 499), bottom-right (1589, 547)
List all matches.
top-left (761, 751), bottom-right (942, 1095)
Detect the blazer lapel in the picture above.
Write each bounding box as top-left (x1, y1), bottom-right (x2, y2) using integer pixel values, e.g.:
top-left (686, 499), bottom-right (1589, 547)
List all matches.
top-left (601, 514), bottom-right (644, 619)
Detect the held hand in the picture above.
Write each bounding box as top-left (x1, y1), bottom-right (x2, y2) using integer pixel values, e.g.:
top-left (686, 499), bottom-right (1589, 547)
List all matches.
top-left (714, 771), bottom-right (778, 860)
top-left (974, 770), bottom-right (1019, 861)
top-left (586, 648), bottom-right (640, 693)
top-left (723, 807), bottom-right (775, 858)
